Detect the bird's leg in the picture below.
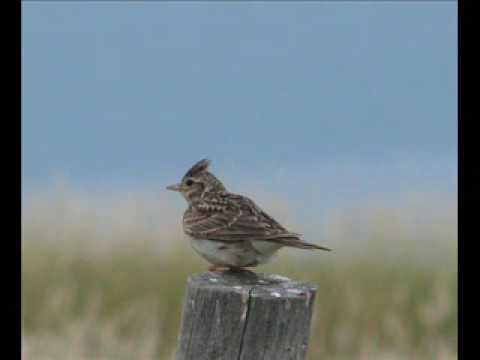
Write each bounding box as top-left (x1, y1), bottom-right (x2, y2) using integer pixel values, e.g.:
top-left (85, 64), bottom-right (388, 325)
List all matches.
top-left (208, 265), bottom-right (255, 274)
top-left (227, 266), bottom-right (255, 274)
top-left (208, 264), bottom-right (228, 273)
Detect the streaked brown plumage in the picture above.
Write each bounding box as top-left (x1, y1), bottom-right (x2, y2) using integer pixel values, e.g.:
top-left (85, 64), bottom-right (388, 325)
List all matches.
top-left (167, 159), bottom-right (330, 271)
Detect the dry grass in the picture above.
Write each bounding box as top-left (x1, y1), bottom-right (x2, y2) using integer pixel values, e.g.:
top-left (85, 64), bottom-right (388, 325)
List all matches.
top-left (22, 189), bottom-right (457, 359)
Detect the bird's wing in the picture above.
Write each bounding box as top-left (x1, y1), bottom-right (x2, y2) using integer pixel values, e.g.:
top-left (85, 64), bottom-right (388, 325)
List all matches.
top-left (184, 192), bottom-right (299, 242)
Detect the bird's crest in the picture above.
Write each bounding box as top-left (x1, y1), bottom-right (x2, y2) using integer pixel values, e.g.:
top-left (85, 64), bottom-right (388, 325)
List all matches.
top-left (183, 158), bottom-right (226, 192)
top-left (184, 158), bottom-right (211, 179)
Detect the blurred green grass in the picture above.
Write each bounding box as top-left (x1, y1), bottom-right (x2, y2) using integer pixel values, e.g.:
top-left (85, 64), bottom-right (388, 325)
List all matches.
top-left (22, 190), bottom-right (457, 359)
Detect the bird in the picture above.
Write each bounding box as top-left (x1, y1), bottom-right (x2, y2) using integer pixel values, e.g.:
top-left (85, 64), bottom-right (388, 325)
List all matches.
top-left (166, 159), bottom-right (331, 272)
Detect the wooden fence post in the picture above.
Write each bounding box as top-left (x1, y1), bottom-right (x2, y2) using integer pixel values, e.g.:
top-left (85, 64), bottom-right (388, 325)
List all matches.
top-left (176, 270), bottom-right (317, 360)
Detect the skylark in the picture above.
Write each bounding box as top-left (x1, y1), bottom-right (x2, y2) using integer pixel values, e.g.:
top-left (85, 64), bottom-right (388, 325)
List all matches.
top-left (167, 159), bottom-right (330, 272)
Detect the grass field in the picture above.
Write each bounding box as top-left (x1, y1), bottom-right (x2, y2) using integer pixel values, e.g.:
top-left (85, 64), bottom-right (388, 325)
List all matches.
top-left (22, 189), bottom-right (457, 359)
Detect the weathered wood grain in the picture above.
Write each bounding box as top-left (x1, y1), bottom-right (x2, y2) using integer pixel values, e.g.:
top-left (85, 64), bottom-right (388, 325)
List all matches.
top-left (176, 271), bottom-right (317, 360)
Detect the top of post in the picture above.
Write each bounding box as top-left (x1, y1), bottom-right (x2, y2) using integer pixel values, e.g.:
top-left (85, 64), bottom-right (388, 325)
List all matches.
top-left (187, 270), bottom-right (317, 300)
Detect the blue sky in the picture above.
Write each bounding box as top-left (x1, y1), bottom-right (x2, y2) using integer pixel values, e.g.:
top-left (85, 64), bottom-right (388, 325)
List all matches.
top-left (22, 2), bottom-right (457, 214)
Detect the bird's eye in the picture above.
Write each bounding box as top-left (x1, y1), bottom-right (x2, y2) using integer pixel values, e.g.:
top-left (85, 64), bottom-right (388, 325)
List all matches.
top-left (185, 179), bottom-right (194, 186)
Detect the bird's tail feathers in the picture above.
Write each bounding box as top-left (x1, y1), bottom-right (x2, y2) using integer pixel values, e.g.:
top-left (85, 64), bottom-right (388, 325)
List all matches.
top-left (269, 233), bottom-right (332, 251)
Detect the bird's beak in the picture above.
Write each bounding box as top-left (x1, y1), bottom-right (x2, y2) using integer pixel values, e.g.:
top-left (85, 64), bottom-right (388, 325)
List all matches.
top-left (166, 183), bottom-right (182, 192)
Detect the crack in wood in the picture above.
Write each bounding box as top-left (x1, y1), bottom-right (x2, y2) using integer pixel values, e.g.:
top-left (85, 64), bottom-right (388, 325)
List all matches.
top-left (236, 286), bottom-right (254, 360)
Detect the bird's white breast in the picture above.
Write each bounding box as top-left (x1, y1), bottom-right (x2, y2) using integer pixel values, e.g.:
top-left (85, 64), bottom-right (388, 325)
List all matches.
top-left (189, 238), bottom-right (282, 267)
